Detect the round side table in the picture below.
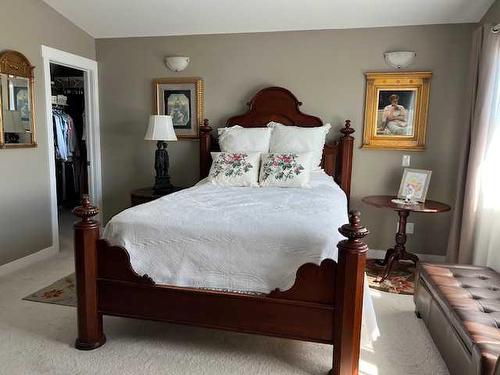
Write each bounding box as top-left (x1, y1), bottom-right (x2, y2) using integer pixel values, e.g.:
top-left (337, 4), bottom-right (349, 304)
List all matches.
top-left (362, 195), bottom-right (451, 282)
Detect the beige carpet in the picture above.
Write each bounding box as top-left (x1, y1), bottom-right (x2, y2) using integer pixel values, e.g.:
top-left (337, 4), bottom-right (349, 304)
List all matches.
top-left (0, 246), bottom-right (449, 375)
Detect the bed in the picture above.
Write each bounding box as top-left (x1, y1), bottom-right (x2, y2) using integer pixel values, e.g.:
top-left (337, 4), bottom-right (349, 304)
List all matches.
top-left (73, 87), bottom-right (374, 375)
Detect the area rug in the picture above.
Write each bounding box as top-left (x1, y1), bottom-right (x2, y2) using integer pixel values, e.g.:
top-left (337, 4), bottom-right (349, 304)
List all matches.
top-left (365, 259), bottom-right (416, 295)
top-left (23, 273), bottom-right (76, 307)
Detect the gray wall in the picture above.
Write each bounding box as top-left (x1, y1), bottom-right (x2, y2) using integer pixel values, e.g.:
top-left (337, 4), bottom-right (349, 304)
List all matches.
top-left (0, 0), bottom-right (95, 265)
top-left (97, 23), bottom-right (473, 255)
top-left (482, 0), bottom-right (500, 23)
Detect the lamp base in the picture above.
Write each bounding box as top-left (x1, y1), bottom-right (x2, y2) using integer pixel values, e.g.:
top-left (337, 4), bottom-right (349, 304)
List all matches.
top-left (153, 177), bottom-right (174, 194)
top-left (153, 141), bottom-right (173, 194)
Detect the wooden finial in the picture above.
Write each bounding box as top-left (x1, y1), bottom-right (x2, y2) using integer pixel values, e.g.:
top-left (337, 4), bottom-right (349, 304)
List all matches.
top-left (200, 118), bottom-right (212, 133)
top-left (340, 120), bottom-right (355, 138)
top-left (73, 195), bottom-right (99, 223)
top-left (339, 210), bottom-right (369, 241)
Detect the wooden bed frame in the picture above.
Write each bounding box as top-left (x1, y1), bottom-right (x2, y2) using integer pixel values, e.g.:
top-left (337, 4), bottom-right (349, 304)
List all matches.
top-left (73, 87), bottom-right (368, 375)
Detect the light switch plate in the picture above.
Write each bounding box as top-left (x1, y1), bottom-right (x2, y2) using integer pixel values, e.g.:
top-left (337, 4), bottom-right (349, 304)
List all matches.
top-left (402, 155), bottom-right (411, 167)
top-left (406, 223), bottom-right (414, 234)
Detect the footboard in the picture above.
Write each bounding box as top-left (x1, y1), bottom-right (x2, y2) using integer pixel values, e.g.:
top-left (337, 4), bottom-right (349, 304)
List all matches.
top-left (73, 196), bottom-right (368, 375)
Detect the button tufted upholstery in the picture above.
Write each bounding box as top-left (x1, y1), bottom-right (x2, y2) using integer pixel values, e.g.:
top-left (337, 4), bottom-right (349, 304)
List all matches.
top-left (415, 263), bottom-right (500, 375)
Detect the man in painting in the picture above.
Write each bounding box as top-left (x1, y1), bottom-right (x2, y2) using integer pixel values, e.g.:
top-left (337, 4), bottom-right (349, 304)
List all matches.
top-left (380, 94), bottom-right (410, 135)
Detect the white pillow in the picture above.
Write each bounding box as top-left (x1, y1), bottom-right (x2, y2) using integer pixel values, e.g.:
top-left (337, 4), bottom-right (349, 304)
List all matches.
top-left (218, 125), bottom-right (272, 153)
top-left (267, 122), bottom-right (331, 170)
top-left (259, 152), bottom-right (313, 188)
top-left (208, 152), bottom-right (261, 187)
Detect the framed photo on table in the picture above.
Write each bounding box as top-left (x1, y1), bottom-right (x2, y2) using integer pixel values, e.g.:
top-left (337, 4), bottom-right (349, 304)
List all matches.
top-left (362, 72), bottom-right (432, 151)
top-left (397, 168), bottom-right (432, 202)
top-left (153, 77), bottom-right (204, 139)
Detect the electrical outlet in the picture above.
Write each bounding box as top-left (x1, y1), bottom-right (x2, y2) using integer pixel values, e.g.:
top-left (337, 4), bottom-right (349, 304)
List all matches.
top-left (396, 222), bottom-right (414, 234)
top-left (402, 155), bottom-right (411, 167)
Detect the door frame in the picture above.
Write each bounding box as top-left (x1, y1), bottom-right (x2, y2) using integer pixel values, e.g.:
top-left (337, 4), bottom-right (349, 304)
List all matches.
top-left (41, 45), bottom-right (102, 253)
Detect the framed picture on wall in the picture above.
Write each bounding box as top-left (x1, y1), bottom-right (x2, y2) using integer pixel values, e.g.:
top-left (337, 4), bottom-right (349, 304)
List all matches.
top-left (6, 78), bottom-right (30, 121)
top-left (153, 77), bottom-right (204, 139)
top-left (362, 72), bottom-right (432, 150)
top-left (14, 86), bottom-right (29, 121)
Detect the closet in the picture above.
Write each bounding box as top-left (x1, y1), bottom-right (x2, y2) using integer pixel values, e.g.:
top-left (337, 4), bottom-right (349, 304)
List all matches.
top-left (50, 63), bottom-right (88, 245)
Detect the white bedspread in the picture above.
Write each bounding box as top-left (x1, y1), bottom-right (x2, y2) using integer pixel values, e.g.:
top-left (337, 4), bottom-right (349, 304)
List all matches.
top-left (103, 171), bottom-right (380, 341)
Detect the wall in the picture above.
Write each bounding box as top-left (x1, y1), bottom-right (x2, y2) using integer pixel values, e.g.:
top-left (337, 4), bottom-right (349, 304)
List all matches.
top-left (97, 23), bottom-right (473, 255)
top-left (0, 0), bottom-right (95, 265)
top-left (482, 0), bottom-right (500, 24)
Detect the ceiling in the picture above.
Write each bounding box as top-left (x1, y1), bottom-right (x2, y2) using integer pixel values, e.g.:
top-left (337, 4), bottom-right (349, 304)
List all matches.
top-left (44, 0), bottom-right (494, 39)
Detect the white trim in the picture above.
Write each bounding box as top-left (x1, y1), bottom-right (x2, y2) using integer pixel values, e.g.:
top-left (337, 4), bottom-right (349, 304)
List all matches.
top-left (368, 249), bottom-right (445, 263)
top-left (0, 246), bottom-right (57, 277)
top-left (41, 45), bottom-right (103, 254)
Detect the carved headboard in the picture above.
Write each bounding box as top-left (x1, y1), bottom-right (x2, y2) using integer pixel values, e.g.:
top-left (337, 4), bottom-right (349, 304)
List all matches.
top-left (199, 87), bottom-right (355, 199)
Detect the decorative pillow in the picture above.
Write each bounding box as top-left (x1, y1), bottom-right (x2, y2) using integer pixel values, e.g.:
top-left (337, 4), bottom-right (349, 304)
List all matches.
top-left (208, 152), bottom-right (261, 187)
top-left (267, 122), bottom-right (331, 170)
top-left (259, 152), bottom-right (313, 188)
top-left (218, 125), bottom-right (272, 153)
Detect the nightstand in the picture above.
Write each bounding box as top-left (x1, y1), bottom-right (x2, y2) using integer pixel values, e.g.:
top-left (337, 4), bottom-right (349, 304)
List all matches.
top-left (130, 187), bottom-right (185, 207)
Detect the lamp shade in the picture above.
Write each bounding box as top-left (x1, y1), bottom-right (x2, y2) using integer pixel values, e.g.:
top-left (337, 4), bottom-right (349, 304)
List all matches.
top-left (144, 115), bottom-right (177, 141)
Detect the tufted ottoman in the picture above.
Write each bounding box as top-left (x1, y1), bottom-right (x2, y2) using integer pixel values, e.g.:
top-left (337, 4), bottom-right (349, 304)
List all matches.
top-left (415, 263), bottom-right (500, 375)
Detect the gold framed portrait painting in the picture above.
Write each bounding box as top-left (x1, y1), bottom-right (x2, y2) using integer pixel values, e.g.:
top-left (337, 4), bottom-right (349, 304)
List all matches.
top-left (153, 77), bottom-right (204, 139)
top-left (362, 72), bottom-right (432, 150)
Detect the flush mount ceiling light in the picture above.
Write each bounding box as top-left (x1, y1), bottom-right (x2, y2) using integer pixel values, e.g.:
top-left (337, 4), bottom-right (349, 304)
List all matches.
top-left (384, 51), bottom-right (416, 69)
top-left (165, 56), bottom-right (190, 72)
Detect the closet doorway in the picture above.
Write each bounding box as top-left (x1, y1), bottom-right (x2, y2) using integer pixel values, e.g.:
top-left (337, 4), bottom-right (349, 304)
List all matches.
top-left (50, 64), bottom-right (88, 251)
top-left (42, 46), bottom-right (102, 254)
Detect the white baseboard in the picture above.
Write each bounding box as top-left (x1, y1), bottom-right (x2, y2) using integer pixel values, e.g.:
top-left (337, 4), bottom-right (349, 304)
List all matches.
top-left (368, 249), bottom-right (445, 263)
top-left (0, 245), bottom-right (58, 277)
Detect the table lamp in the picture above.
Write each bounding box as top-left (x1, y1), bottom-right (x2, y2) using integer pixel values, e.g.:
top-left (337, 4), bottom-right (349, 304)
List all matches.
top-left (144, 115), bottom-right (177, 193)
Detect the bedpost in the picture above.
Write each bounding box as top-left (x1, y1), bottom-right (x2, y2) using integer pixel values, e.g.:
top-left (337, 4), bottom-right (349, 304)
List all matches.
top-left (73, 195), bottom-right (106, 350)
top-left (199, 119), bottom-right (213, 179)
top-left (338, 120), bottom-right (354, 200)
top-left (332, 210), bottom-right (368, 375)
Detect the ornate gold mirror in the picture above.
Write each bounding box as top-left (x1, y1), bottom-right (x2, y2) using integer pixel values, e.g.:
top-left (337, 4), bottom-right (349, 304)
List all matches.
top-left (0, 50), bottom-right (36, 148)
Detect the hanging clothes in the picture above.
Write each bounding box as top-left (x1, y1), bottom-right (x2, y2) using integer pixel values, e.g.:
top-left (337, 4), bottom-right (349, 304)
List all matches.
top-left (53, 106), bottom-right (81, 204)
top-left (52, 107), bottom-right (78, 161)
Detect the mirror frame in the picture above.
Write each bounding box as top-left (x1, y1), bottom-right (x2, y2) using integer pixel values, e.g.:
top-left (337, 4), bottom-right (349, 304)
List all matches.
top-left (0, 50), bottom-right (36, 148)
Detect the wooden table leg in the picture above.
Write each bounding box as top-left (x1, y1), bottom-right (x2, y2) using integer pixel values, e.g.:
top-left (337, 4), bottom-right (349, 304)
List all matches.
top-left (376, 248), bottom-right (394, 266)
top-left (378, 250), bottom-right (398, 282)
top-left (378, 209), bottom-right (419, 283)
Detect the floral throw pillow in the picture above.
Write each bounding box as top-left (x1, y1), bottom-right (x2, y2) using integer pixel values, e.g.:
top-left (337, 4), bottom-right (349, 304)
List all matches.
top-left (208, 152), bottom-right (261, 187)
top-left (259, 152), bottom-right (313, 188)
